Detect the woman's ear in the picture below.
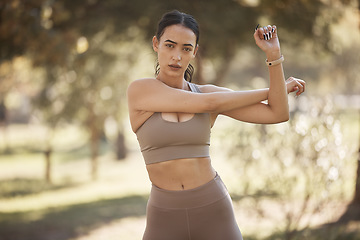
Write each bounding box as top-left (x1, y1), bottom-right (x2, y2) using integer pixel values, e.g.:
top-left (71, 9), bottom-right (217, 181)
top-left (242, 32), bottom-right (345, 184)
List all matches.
top-left (152, 36), bottom-right (159, 52)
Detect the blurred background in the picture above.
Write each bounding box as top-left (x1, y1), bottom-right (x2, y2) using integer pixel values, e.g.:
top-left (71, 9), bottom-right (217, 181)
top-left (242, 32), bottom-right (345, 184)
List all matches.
top-left (0, 0), bottom-right (359, 239)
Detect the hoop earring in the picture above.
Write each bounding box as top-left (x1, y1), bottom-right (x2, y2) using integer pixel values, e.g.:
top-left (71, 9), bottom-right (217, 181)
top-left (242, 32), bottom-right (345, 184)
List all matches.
top-left (185, 64), bottom-right (194, 82)
top-left (155, 60), bottom-right (160, 77)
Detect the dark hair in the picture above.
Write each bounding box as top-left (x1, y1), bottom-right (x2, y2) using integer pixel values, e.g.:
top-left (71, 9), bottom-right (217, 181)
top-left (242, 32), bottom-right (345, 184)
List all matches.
top-left (155, 10), bottom-right (199, 82)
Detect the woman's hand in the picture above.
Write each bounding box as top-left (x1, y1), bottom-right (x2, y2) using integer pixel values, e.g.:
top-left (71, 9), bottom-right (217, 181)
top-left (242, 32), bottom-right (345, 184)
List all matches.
top-left (286, 77), bottom-right (306, 97)
top-left (254, 25), bottom-right (280, 55)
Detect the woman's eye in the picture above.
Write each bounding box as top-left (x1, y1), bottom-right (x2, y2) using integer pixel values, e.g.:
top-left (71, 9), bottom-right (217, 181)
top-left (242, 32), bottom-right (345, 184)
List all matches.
top-left (166, 44), bottom-right (174, 48)
top-left (184, 48), bottom-right (192, 52)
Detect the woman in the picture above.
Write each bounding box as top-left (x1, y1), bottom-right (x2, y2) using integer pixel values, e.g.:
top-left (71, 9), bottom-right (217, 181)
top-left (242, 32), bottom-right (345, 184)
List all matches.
top-left (127, 10), bottom-right (305, 240)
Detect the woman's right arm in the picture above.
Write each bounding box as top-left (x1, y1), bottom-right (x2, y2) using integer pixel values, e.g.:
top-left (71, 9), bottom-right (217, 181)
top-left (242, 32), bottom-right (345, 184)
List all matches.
top-left (127, 78), bottom-right (270, 114)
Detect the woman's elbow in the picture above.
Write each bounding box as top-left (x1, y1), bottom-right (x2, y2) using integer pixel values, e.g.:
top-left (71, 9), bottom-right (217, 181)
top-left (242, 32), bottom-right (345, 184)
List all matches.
top-left (276, 112), bottom-right (290, 123)
top-left (275, 104), bottom-right (290, 123)
top-left (280, 115), bottom-right (290, 123)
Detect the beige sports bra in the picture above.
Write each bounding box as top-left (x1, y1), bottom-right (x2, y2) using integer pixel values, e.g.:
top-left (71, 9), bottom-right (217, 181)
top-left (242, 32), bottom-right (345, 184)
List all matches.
top-left (135, 82), bottom-right (211, 165)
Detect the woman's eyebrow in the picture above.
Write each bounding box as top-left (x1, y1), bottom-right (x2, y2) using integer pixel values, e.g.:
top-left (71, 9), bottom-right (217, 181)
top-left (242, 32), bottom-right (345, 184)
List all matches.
top-left (165, 39), bottom-right (177, 44)
top-left (165, 39), bottom-right (193, 47)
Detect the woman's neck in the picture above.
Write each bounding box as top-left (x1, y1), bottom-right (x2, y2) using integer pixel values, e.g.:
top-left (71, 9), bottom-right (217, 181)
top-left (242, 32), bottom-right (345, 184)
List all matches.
top-left (157, 73), bottom-right (188, 90)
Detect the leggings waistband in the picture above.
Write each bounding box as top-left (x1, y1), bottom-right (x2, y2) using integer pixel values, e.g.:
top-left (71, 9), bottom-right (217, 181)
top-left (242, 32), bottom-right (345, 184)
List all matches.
top-left (149, 173), bottom-right (228, 209)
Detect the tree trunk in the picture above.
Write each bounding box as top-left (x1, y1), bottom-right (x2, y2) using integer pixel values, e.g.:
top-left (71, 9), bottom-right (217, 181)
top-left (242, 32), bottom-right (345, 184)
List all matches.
top-left (44, 148), bottom-right (52, 183)
top-left (194, 52), bottom-right (204, 84)
top-left (354, 149), bottom-right (360, 204)
top-left (91, 135), bottom-right (99, 180)
top-left (212, 39), bottom-right (237, 86)
top-left (44, 127), bottom-right (54, 184)
top-left (90, 128), bottom-right (99, 181)
top-left (0, 124), bottom-right (9, 153)
top-left (0, 99), bottom-right (9, 153)
top-left (116, 131), bottom-right (127, 160)
top-left (353, 109), bottom-right (360, 204)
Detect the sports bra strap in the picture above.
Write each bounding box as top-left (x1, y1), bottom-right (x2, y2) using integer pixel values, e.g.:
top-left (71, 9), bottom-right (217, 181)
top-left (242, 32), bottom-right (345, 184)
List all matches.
top-left (188, 82), bottom-right (201, 93)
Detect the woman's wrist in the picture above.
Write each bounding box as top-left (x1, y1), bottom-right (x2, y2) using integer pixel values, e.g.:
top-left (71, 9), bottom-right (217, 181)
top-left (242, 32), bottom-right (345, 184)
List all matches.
top-left (266, 55), bottom-right (284, 66)
top-left (265, 50), bottom-right (281, 61)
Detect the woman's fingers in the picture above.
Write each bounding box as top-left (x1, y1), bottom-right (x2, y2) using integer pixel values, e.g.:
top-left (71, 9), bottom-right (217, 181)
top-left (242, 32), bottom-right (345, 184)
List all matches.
top-left (296, 78), bottom-right (306, 95)
top-left (296, 81), bottom-right (304, 96)
top-left (287, 77), bottom-right (306, 96)
top-left (257, 25), bottom-right (277, 40)
top-left (298, 79), bottom-right (306, 95)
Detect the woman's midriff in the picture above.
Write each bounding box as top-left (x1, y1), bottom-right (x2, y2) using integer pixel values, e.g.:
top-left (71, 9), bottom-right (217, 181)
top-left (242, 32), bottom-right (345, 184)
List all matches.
top-left (146, 157), bottom-right (216, 191)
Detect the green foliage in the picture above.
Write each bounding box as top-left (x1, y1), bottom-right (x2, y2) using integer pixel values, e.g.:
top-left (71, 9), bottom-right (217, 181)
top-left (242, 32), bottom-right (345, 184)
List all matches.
top-left (1, 0), bottom-right (357, 187)
top-left (224, 96), bottom-right (355, 239)
top-left (0, 119), bottom-right (358, 239)
top-left (1, 0), bottom-right (355, 120)
top-left (2, 0), bottom-right (352, 71)
top-left (258, 0), bottom-right (355, 52)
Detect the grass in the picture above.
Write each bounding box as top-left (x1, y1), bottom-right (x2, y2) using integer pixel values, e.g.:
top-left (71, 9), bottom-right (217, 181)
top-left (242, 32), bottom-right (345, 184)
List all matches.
top-left (0, 194), bottom-right (147, 240)
top-left (0, 116), bottom-right (359, 240)
top-left (0, 148), bottom-right (150, 239)
top-left (0, 178), bottom-right (71, 199)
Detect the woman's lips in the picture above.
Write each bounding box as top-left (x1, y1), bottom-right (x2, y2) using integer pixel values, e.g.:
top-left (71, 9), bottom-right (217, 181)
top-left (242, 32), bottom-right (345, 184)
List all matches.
top-left (169, 64), bottom-right (181, 70)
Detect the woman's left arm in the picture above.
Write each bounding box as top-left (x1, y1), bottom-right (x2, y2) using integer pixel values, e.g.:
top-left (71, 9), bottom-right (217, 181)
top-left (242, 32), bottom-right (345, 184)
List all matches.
top-left (254, 25), bottom-right (289, 122)
top-left (220, 25), bottom-right (305, 124)
top-left (202, 76), bottom-right (305, 124)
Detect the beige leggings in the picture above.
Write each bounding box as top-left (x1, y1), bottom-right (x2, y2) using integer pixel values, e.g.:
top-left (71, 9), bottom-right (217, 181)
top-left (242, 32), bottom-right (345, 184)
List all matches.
top-left (143, 174), bottom-right (243, 240)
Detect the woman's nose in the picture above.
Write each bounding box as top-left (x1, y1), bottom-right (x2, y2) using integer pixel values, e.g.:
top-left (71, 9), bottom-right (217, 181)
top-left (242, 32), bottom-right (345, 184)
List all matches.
top-left (172, 52), bottom-right (181, 61)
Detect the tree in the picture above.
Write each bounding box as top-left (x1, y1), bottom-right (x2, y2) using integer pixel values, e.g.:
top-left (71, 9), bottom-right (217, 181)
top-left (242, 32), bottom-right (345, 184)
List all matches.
top-left (1, 0), bottom-right (356, 183)
top-left (1, 0), bottom-right (136, 180)
top-left (224, 96), bottom-right (352, 239)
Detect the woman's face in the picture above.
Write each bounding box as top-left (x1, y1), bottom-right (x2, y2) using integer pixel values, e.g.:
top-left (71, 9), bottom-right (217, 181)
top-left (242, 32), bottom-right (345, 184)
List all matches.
top-left (153, 24), bottom-right (198, 80)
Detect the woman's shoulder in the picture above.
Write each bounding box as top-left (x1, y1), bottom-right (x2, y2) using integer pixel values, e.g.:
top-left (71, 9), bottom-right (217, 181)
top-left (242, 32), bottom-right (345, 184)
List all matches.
top-left (128, 78), bottom-right (157, 88)
top-left (127, 78), bottom-right (161, 95)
